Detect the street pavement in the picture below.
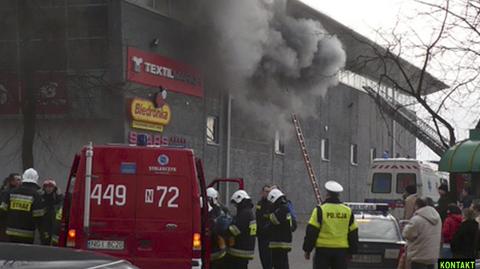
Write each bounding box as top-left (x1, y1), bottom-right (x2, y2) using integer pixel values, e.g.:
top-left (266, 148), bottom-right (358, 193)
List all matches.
top-left (250, 223), bottom-right (312, 269)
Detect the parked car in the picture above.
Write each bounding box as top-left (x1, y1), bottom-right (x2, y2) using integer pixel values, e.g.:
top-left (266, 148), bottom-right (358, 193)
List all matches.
top-left (0, 242), bottom-right (139, 269)
top-left (346, 203), bottom-right (405, 269)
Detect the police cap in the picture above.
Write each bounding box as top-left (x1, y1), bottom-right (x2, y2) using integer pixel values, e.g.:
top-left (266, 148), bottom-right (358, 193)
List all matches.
top-left (325, 180), bottom-right (343, 193)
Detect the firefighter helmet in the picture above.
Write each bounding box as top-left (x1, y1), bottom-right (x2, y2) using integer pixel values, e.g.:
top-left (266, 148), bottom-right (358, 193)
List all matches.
top-left (206, 187), bottom-right (219, 199)
top-left (43, 179), bottom-right (57, 187)
top-left (267, 188), bottom-right (284, 203)
top-left (22, 168), bottom-right (39, 184)
top-left (230, 190), bottom-right (250, 204)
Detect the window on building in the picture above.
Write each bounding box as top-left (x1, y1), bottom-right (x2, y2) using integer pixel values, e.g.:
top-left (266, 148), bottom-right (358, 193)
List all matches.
top-left (372, 173), bottom-right (392, 193)
top-left (128, 0), bottom-right (170, 16)
top-left (275, 131), bottom-right (285, 154)
top-left (206, 116), bottom-right (219, 144)
top-left (350, 144), bottom-right (358, 165)
top-left (370, 148), bottom-right (377, 163)
top-left (321, 138), bottom-right (330, 161)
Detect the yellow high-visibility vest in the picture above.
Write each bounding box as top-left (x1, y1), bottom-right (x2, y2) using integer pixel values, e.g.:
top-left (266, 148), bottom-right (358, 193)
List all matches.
top-left (308, 203), bottom-right (358, 248)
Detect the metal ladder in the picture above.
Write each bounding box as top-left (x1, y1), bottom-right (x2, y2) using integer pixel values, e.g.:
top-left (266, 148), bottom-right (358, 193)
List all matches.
top-left (362, 86), bottom-right (449, 157)
top-left (291, 113), bottom-right (323, 204)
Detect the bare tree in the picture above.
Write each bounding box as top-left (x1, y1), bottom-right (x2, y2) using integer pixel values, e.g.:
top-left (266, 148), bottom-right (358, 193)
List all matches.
top-left (349, 0), bottom-right (480, 152)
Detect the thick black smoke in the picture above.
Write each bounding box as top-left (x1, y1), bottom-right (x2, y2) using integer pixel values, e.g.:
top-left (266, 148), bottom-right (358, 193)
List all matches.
top-left (193, 0), bottom-right (346, 135)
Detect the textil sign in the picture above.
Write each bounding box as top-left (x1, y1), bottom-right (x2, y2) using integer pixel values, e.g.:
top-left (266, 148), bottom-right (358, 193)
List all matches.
top-left (127, 47), bottom-right (203, 97)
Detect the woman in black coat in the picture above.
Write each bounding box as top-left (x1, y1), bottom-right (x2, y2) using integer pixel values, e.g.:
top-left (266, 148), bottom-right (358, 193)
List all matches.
top-left (451, 208), bottom-right (478, 258)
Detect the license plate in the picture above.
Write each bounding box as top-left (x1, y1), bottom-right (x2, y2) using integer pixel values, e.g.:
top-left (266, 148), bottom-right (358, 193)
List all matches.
top-left (351, 254), bottom-right (382, 263)
top-left (384, 248), bottom-right (400, 259)
top-left (87, 240), bottom-right (124, 250)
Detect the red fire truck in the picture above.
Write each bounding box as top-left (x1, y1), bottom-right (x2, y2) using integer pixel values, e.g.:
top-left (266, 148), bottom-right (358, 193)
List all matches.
top-left (58, 143), bottom-right (243, 269)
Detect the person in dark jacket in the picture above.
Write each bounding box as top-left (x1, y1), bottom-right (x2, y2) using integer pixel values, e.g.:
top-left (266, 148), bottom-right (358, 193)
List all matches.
top-left (225, 190), bottom-right (256, 269)
top-left (40, 179), bottom-right (64, 245)
top-left (0, 173), bottom-right (21, 242)
top-left (0, 168), bottom-right (45, 244)
top-left (460, 187), bottom-right (475, 209)
top-left (207, 187), bottom-right (230, 269)
top-left (451, 208), bottom-right (479, 258)
top-left (436, 184), bottom-right (454, 223)
top-left (256, 184), bottom-right (272, 269)
top-left (266, 188), bottom-right (292, 269)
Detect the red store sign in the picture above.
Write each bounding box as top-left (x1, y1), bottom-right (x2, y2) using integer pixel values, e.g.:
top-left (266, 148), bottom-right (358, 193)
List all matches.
top-left (127, 47), bottom-right (203, 98)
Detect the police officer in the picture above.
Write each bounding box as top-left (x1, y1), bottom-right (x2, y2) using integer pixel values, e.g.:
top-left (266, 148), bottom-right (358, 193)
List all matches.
top-left (302, 181), bottom-right (358, 269)
top-left (225, 190), bottom-right (256, 269)
top-left (207, 187), bottom-right (230, 269)
top-left (0, 168), bottom-right (45, 244)
top-left (256, 184), bottom-right (272, 269)
top-left (266, 188), bottom-right (292, 269)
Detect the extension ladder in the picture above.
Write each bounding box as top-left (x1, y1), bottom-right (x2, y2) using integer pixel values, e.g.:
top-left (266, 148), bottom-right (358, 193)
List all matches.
top-left (291, 113), bottom-right (322, 204)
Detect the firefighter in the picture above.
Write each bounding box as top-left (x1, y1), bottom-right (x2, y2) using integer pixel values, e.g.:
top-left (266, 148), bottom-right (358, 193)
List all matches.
top-left (40, 179), bottom-right (64, 245)
top-left (0, 173), bottom-right (21, 242)
top-left (207, 187), bottom-right (230, 269)
top-left (266, 188), bottom-right (292, 269)
top-left (225, 190), bottom-right (256, 269)
top-left (302, 180), bottom-right (358, 269)
top-left (0, 168), bottom-right (45, 244)
top-left (256, 185), bottom-right (272, 269)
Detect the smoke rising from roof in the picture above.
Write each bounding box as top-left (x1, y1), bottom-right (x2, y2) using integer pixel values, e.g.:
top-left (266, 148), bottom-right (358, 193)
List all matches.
top-left (195, 0), bottom-right (346, 136)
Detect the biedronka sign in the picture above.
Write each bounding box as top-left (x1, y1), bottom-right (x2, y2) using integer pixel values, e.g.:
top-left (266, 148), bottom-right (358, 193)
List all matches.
top-left (130, 97), bottom-right (171, 132)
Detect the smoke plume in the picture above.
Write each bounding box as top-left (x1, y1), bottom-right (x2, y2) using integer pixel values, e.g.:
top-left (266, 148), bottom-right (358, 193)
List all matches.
top-left (194, 0), bottom-right (346, 136)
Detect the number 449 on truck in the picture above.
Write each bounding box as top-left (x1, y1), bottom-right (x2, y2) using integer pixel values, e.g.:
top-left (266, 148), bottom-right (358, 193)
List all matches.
top-left (58, 142), bottom-right (225, 269)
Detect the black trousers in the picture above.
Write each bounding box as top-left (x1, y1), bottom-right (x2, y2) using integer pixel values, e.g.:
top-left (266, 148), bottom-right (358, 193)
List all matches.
top-left (210, 258), bottom-right (225, 269)
top-left (314, 248), bottom-right (348, 269)
top-left (258, 236), bottom-right (272, 269)
top-left (224, 255), bottom-right (249, 269)
top-left (271, 249), bottom-right (289, 269)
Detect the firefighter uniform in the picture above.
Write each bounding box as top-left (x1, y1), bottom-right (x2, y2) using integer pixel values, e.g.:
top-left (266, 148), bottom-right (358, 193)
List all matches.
top-left (50, 206), bottom-right (63, 245)
top-left (226, 190), bottom-right (256, 269)
top-left (207, 187), bottom-right (231, 269)
top-left (303, 181), bottom-right (358, 269)
top-left (266, 189), bottom-right (292, 269)
top-left (40, 180), bottom-right (64, 245)
top-left (0, 168), bottom-right (45, 244)
top-left (256, 196), bottom-right (272, 269)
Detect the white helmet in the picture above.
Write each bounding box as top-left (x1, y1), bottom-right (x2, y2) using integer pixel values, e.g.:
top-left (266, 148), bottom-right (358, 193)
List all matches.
top-left (22, 168), bottom-right (39, 185)
top-left (325, 180), bottom-right (343, 193)
top-left (206, 187), bottom-right (219, 199)
top-left (230, 190), bottom-right (250, 204)
top-left (267, 188), bottom-right (284, 203)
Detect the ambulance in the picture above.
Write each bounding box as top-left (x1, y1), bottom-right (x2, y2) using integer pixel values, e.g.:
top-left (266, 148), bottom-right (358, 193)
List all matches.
top-left (58, 142), bottom-right (241, 269)
top-left (365, 158), bottom-right (446, 220)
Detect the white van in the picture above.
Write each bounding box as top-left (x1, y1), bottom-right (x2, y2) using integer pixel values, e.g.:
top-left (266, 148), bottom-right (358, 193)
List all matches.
top-left (365, 158), bottom-right (446, 220)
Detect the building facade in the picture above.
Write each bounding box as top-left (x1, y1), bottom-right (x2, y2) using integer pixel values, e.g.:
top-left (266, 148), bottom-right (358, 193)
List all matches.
top-left (0, 0), bottom-right (431, 216)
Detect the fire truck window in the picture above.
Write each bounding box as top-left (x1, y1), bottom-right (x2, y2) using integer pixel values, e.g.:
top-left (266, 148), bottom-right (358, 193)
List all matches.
top-left (396, 173), bottom-right (416, 194)
top-left (372, 173), bottom-right (392, 193)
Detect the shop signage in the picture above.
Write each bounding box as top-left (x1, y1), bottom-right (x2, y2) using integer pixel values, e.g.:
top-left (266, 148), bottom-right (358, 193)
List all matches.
top-left (128, 131), bottom-right (187, 147)
top-left (130, 97), bottom-right (171, 132)
top-left (127, 47), bottom-right (203, 97)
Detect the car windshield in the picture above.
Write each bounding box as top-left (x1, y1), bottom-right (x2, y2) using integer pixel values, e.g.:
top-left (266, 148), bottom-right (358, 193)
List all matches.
top-left (356, 218), bottom-right (400, 242)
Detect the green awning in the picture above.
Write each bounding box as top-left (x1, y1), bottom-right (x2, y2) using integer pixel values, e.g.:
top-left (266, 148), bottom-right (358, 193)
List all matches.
top-left (439, 129), bottom-right (480, 172)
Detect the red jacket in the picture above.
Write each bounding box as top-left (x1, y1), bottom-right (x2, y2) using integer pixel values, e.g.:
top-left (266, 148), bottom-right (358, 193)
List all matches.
top-left (442, 213), bottom-right (462, 243)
